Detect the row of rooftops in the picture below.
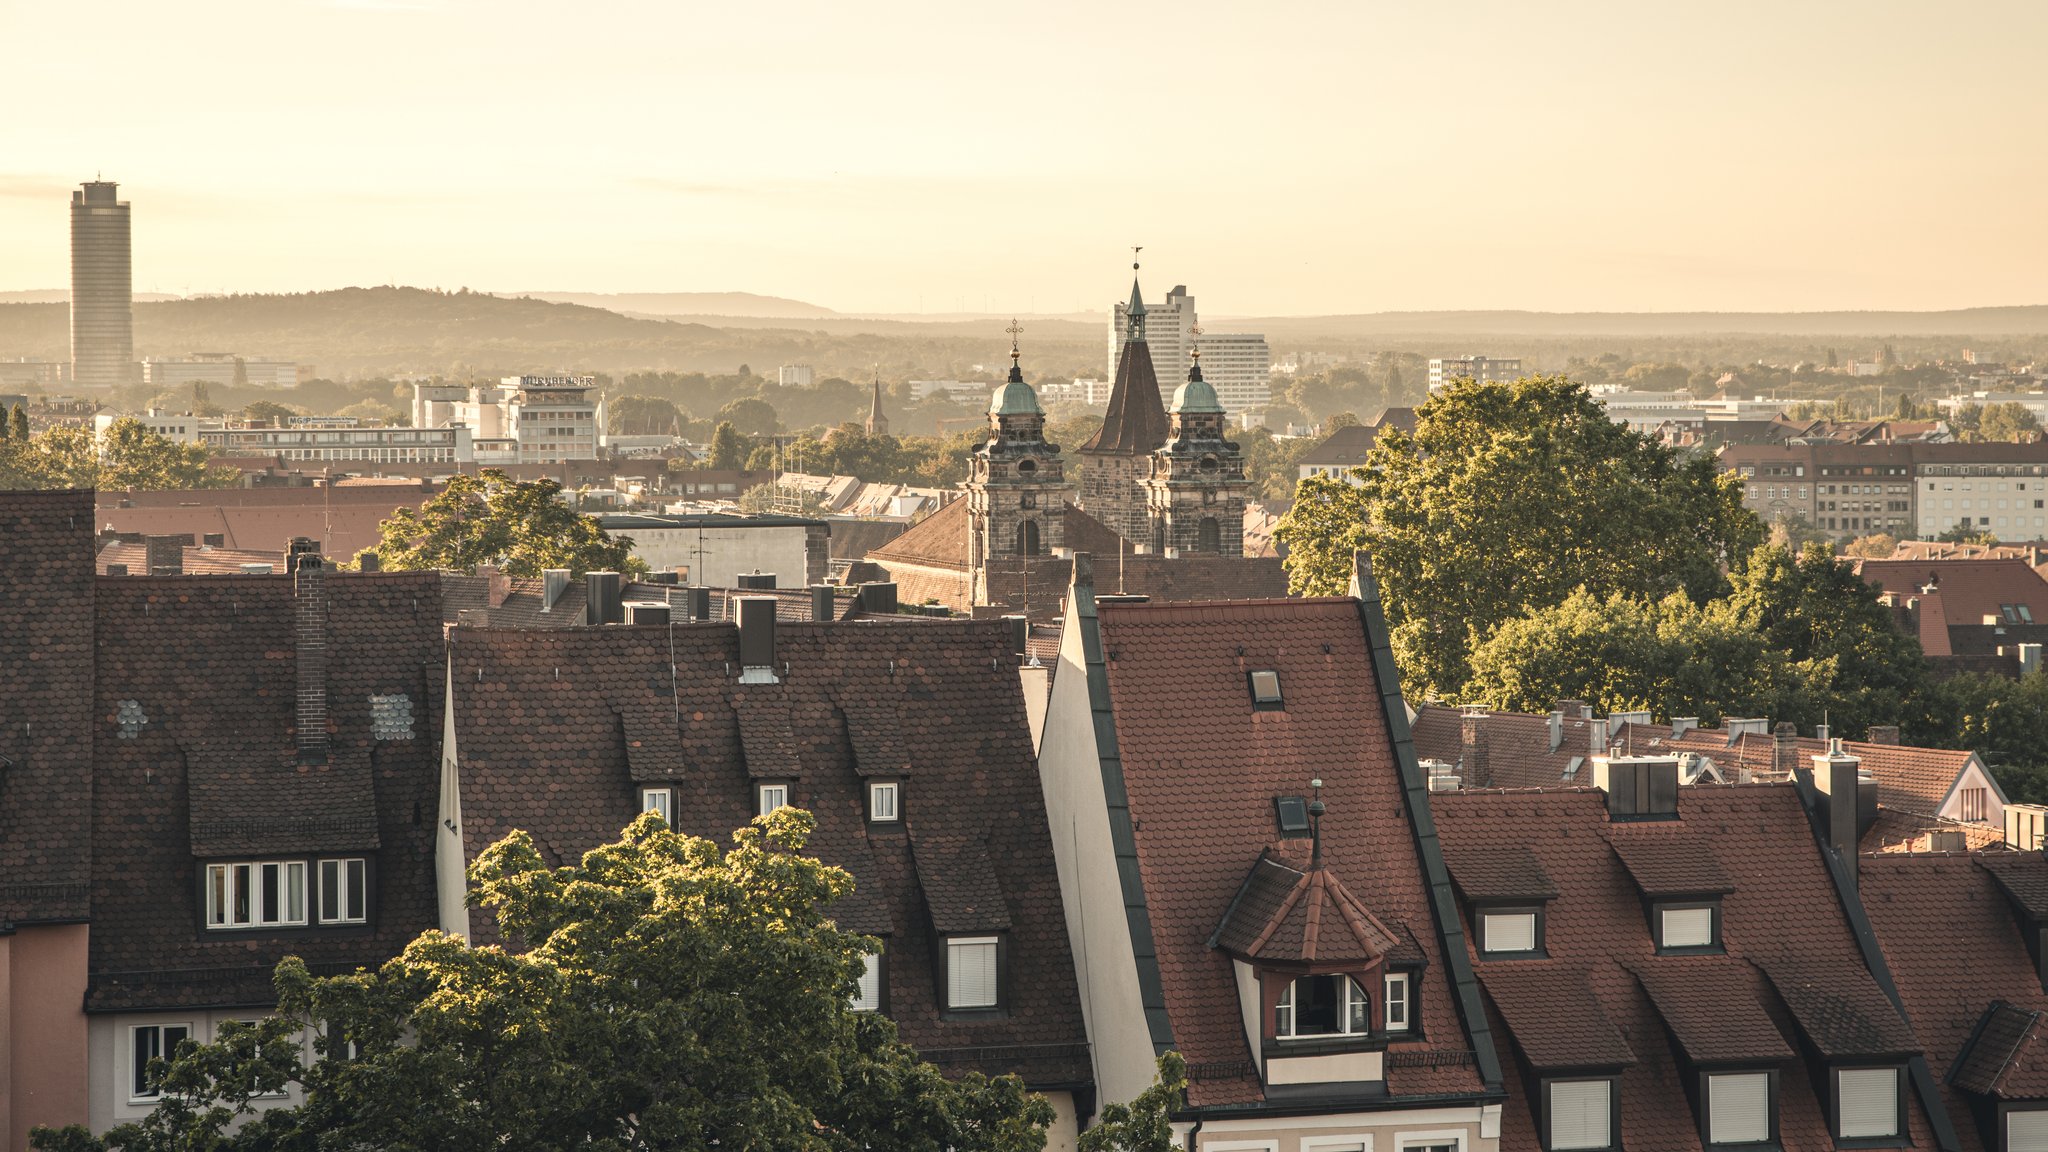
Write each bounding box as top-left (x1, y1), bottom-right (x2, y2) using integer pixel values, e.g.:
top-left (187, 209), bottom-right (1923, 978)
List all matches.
top-left (12, 489), bottom-right (2048, 1151)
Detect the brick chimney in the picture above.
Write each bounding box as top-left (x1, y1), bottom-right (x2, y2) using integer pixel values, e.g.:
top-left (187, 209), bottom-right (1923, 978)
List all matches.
top-left (144, 534), bottom-right (183, 576)
top-left (1461, 710), bottom-right (1490, 788)
top-left (295, 553), bottom-right (329, 764)
top-left (1773, 721), bottom-right (1799, 779)
top-left (1864, 725), bottom-right (1900, 745)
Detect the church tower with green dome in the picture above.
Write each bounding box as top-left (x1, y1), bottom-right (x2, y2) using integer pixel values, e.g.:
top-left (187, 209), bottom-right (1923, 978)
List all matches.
top-left (967, 326), bottom-right (1070, 588)
top-left (1141, 346), bottom-right (1249, 557)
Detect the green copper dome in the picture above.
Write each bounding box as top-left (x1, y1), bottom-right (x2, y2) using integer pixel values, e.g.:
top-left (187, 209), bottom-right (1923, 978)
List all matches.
top-left (989, 379), bottom-right (1043, 416)
top-left (1171, 373), bottom-right (1223, 415)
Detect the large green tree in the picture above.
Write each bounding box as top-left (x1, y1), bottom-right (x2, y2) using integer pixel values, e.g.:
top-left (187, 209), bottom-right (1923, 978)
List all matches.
top-left (99, 419), bottom-right (239, 489)
top-left (1275, 375), bottom-right (1762, 697)
top-left (35, 809), bottom-right (1054, 1152)
top-left (363, 469), bottom-right (643, 576)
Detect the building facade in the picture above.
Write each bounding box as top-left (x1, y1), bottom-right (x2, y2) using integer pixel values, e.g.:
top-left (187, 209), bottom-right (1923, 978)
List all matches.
top-left (143, 354), bottom-right (308, 389)
top-left (1719, 440), bottom-right (2048, 541)
top-left (1140, 360), bottom-right (1249, 556)
top-left (199, 424), bottom-right (472, 464)
top-left (1427, 355), bottom-right (1522, 392)
top-left (967, 350), bottom-right (1070, 590)
top-left (69, 181), bottom-right (135, 389)
top-left (410, 377), bottom-right (600, 462)
top-left (1109, 284), bottom-right (1270, 414)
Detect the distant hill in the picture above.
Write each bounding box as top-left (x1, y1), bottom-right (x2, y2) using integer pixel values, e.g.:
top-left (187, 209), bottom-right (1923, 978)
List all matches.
top-left (500, 290), bottom-right (838, 319)
top-left (1221, 306), bottom-right (2048, 339)
top-left (0, 289), bottom-right (185, 304)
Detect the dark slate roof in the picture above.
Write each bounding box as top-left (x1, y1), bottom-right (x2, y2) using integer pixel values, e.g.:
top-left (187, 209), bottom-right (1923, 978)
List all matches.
top-left (1982, 852), bottom-right (2048, 919)
top-left (445, 619), bottom-right (1089, 1087)
top-left (1092, 596), bottom-right (1490, 1108)
top-left (0, 491), bottom-right (98, 923)
top-left (1761, 958), bottom-right (1920, 1059)
top-left (87, 571), bottom-right (449, 1011)
top-left (1607, 826), bottom-right (1735, 897)
top-left (1478, 962), bottom-right (1635, 1071)
top-left (1952, 1003), bottom-right (2048, 1099)
top-left (1434, 786), bottom-right (1940, 1152)
top-left (1079, 337), bottom-right (1169, 457)
top-left (1210, 850), bottom-right (1403, 965)
top-left (1442, 841), bottom-right (1559, 902)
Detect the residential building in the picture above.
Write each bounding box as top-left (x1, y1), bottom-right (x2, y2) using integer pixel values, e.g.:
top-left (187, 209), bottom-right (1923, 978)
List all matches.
top-left (440, 610), bottom-right (1094, 1150)
top-left (1912, 443), bottom-right (2048, 540)
top-left (1036, 555), bottom-right (1506, 1148)
top-left (776, 364), bottom-right (814, 387)
top-left (70, 181), bottom-right (135, 389)
top-left (92, 409), bottom-right (205, 444)
top-left (1941, 390), bottom-right (2048, 426)
top-left (1853, 557), bottom-right (2048, 661)
top-left (1296, 409), bottom-right (1419, 485)
top-left (1428, 355), bottom-right (1521, 392)
top-left (1189, 332), bottom-right (1272, 413)
top-left (1719, 442), bottom-right (1916, 537)
top-left (1108, 284), bottom-right (1270, 414)
top-left (142, 354), bottom-right (309, 389)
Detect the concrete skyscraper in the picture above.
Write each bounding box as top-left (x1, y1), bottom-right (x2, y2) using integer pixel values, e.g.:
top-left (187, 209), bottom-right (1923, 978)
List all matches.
top-left (70, 180), bottom-right (135, 389)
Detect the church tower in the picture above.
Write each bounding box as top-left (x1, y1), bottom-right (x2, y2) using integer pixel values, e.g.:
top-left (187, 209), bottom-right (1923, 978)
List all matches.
top-left (865, 370), bottom-right (890, 436)
top-left (967, 327), bottom-right (1069, 592)
top-left (1142, 345), bottom-right (1249, 557)
top-left (1076, 263), bottom-right (1170, 546)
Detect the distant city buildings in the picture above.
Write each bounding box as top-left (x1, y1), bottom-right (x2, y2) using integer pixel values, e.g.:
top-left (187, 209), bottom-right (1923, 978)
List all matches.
top-left (201, 423), bottom-right (472, 464)
top-left (0, 358), bottom-right (67, 389)
top-left (1108, 283), bottom-right (1271, 414)
top-left (1719, 441), bottom-right (2048, 541)
top-left (69, 181), bottom-right (135, 389)
top-left (776, 364), bottom-right (814, 387)
top-left (143, 353), bottom-right (311, 390)
top-left (1426, 354), bottom-right (1522, 391)
top-left (412, 376), bottom-right (601, 462)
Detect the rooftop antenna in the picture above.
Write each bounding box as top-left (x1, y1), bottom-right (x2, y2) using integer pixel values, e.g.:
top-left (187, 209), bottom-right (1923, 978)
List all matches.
top-left (1308, 777), bottom-right (1326, 868)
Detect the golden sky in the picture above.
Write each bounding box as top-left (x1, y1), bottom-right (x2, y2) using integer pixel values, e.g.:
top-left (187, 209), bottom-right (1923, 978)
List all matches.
top-left (2, 0), bottom-right (2044, 315)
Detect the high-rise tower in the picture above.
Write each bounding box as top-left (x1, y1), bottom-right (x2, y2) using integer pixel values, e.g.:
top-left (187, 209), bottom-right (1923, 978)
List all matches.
top-left (70, 181), bottom-right (134, 389)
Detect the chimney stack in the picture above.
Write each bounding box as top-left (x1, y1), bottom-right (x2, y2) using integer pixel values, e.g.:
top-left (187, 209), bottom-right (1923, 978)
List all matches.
top-left (809, 584), bottom-right (835, 622)
top-left (1774, 721), bottom-right (1800, 779)
top-left (683, 586), bottom-right (712, 621)
top-left (478, 563), bottom-right (511, 608)
top-left (542, 568), bottom-right (571, 612)
top-left (1810, 739), bottom-right (1865, 886)
top-left (144, 534), bottom-right (183, 576)
top-left (1593, 754), bottom-right (1681, 820)
top-left (1461, 710), bottom-right (1490, 788)
top-left (737, 571), bottom-right (778, 591)
top-left (586, 571), bottom-right (624, 625)
top-left (857, 581), bottom-right (899, 615)
top-left (1003, 614), bottom-right (1029, 656)
top-left (1547, 709), bottom-right (1564, 754)
top-left (295, 553), bottom-right (329, 764)
top-left (737, 596), bottom-right (780, 683)
top-left (357, 551), bottom-right (381, 573)
top-left (286, 537), bottom-right (323, 572)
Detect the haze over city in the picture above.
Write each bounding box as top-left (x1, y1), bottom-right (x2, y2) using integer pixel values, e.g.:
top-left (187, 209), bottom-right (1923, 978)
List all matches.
top-left (4, 0), bottom-right (2046, 315)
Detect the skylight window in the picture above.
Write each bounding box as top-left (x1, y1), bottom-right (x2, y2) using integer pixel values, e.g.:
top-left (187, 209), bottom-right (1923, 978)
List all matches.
top-left (1249, 670), bottom-right (1283, 710)
top-left (1275, 796), bottom-right (1311, 835)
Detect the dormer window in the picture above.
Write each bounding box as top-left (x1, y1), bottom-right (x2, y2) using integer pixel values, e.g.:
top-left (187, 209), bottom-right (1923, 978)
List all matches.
top-left (1274, 795), bottom-right (1311, 836)
top-left (1479, 906), bottom-right (1544, 956)
top-left (1275, 974), bottom-right (1370, 1038)
top-left (852, 947), bottom-right (885, 1013)
top-left (868, 780), bottom-right (901, 824)
top-left (1834, 1066), bottom-right (1901, 1141)
top-left (757, 782), bottom-right (790, 817)
top-left (1704, 1070), bottom-right (1776, 1147)
top-left (1384, 971), bottom-right (1411, 1033)
top-left (1249, 670), bottom-right (1283, 710)
top-left (1655, 901), bottom-right (1721, 952)
top-left (316, 858), bottom-right (368, 925)
top-left (1546, 1077), bottom-right (1618, 1151)
top-left (640, 786), bottom-right (673, 824)
top-left (945, 935), bottom-right (1002, 1011)
top-left (205, 861), bottom-right (307, 930)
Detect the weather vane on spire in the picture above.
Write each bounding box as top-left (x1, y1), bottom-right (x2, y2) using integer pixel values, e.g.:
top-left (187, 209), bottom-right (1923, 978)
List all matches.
top-left (1006, 318), bottom-right (1024, 363)
top-left (1189, 323), bottom-right (1203, 362)
top-left (1131, 245), bottom-right (1143, 271)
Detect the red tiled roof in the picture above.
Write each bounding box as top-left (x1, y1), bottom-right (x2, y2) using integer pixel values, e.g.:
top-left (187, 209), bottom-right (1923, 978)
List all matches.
top-left (1855, 557), bottom-right (2048, 648)
top-left (1477, 962), bottom-right (1635, 1071)
top-left (1411, 705), bottom-right (1605, 789)
top-left (1631, 956), bottom-right (1796, 1063)
top-left (1607, 826), bottom-right (1734, 897)
top-left (96, 540), bottom-right (286, 575)
top-left (1093, 596), bottom-right (1488, 1107)
top-left (1640, 723), bottom-right (1982, 818)
top-left (1211, 851), bottom-right (1404, 965)
top-left (1952, 1003), bottom-right (2048, 1100)
top-left (1442, 841), bottom-right (1559, 902)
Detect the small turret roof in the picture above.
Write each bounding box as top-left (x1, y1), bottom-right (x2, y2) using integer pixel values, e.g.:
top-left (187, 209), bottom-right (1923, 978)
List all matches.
top-left (1171, 363), bottom-right (1223, 415)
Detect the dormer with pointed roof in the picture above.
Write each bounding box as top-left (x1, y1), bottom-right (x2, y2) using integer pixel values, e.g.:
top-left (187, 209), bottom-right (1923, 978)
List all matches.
top-left (1078, 268), bottom-right (1171, 546)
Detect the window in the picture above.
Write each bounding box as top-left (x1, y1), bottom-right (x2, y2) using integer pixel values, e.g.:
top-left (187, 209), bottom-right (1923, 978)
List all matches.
top-left (206, 861), bottom-right (307, 929)
top-left (868, 781), bottom-right (900, 823)
top-left (1837, 1067), bottom-right (1900, 1139)
top-left (1384, 972), bottom-right (1411, 1032)
top-left (757, 783), bottom-right (790, 817)
top-left (853, 949), bottom-right (884, 1012)
top-left (641, 787), bottom-right (673, 824)
top-left (1480, 909), bottom-right (1541, 955)
top-left (317, 858), bottom-right (367, 925)
top-left (947, 936), bottom-right (1000, 1010)
top-left (131, 1024), bottom-right (191, 1101)
top-left (1657, 903), bottom-right (1719, 951)
top-left (1706, 1071), bottom-right (1772, 1145)
top-left (1275, 974), bottom-right (1370, 1038)
top-left (323, 1020), bottom-right (360, 1062)
top-left (2008, 1109), bottom-right (2048, 1152)
top-left (1249, 670), bottom-right (1283, 710)
top-left (1548, 1078), bottom-right (1614, 1151)
top-left (1963, 787), bottom-right (1990, 823)
top-left (1275, 795), bottom-right (1311, 835)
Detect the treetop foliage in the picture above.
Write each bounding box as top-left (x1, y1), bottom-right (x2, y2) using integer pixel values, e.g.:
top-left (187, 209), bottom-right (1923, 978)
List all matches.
top-left (0, 417), bottom-right (237, 491)
top-left (362, 468), bottom-right (644, 577)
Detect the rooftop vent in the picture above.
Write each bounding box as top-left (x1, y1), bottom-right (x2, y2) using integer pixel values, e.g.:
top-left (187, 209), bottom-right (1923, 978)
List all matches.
top-left (683, 586), bottom-right (712, 621)
top-left (737, 596), bottom-right (780, 683)
top-left (626, 601), bottom-right (671, 625)
top-left (240, 562), bottom-right (274, 575)
top-left (1593, 754), bottom-right (1679, 820)
top-left (542, 568), bottom-right (571, 612)
top-left (857, 581), bottom-right (898, 615)
top-left (737, 571), bottom-right (778, 591)
top-left (586, 571), bottom-right (623, 625)
top-left (809, 584), bottom-right (835, 622)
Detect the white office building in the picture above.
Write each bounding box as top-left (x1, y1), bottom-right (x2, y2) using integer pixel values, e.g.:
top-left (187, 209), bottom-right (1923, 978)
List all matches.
top-left (1108, 283), bottom-right (1270, 413)
top-left (93, 409), bottom-right (208, 444)
top-left (1427, 355), bottom-right (1523, 392)
top-left (777, 364), bottom-right (815, 387)
top-left (144, 354), bottom-right (308, 389)
top-left (412, 376), bottom-right (601, 462)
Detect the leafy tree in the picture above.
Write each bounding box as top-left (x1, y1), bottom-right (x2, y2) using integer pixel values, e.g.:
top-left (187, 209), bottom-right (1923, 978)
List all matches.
top-left (610, 394), bottom-right (682, 435)
top-left (708, 421), bottom-right (749, 470)
top-left (33, 809), bottom-right (1055, 1152)
top-left (241, 400), bottom-right (300, 425)
top-left (1842, 533), bottom-right (1898, 559)
top-left (1078, 1053), bottom-right (1186, 1152)
top-left (1935, 523), bottom-right (1999, 546)
top-left (99, 420), bottom-right (239, 489)
top-left (363, 469), bottom-right (644, 577)
top-left (1276, 375), bottom-right (1762, 698)
top-left (715, 396), bottom-right (779, 437)
top-left (1325, 411), bottom-right (1361, 431)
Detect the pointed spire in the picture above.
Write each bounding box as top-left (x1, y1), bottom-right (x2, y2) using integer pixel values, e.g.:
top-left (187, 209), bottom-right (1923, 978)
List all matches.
top-left (1125, 250), bottom-right (1148, 344)
top-left (865, 364), bottom-right (889, 436)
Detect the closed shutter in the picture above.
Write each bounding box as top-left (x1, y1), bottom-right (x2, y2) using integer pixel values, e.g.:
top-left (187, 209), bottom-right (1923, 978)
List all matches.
top-left (948, 938), bottom-right (998, 1009)
top-left (853, 951), bottom-right (882, 1012)
top-left (1661, 906), bottom-right (1714, 948)
top-left (1485, 911), bottom-right (1537, 953)
top-left (1708, 1072), bottom-right (1770, 1144)
top-left (2009, 1110), bottom-right (2048, 1152)
top-left (1837, 1068), bottom-right (1898, 1138)
top-left (1550, 1079), bottom-right (1612, 1150)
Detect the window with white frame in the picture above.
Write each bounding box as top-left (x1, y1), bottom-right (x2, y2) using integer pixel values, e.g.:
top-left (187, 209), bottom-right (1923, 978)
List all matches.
top-left (757, 783), bottom-right (790, 817)
top-left (1657, 902), bottom-right (1719, 951)
top-left (205, 861), bottom-right (307, 929)
top-left (946, 936), bottom-right (1000, 1010)
top-left (1548, 1078), bottom-right (1614, 1151)
top-left (641, 787), bottom-right (673, 824)
top-left (130, 1023), bottom-right (191, 1100)
top-left (1706, 1071), bottom-right (1772, 1145)
top-left (1384, 972), bottom-right (1411, 1032)
top-left (2008, 1109), bottom-right (2048, 1152)
top-left (1836, 1067), bottom-right (1900, 1139)
top-left (1275, 973), bottom-right (1371, 1038)
top-left (868, 781), bottom-right (900, 823)
top-left (317, 858), bottom-right (367, 925)
top-left (852, 949), bottom-right (883, 1012)
top-left (1480, 908), bottom-right (1541, 955)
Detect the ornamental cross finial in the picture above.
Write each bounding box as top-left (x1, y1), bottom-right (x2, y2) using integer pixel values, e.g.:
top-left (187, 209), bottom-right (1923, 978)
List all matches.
top-left (1006, 318), bottom-right (1023, 360)
top-left (1190, 323), bottom-right (1203, 361)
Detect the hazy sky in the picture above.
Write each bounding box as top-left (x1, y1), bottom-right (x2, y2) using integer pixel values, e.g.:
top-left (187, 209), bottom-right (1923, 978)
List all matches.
top-left (3, 0), bottom-right (2044, 316)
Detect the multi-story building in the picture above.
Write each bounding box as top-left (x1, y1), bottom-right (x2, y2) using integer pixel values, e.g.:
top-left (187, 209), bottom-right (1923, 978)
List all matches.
top-left (1719, 441), bottom-right (2048, 541)
top-left (1427, 354), bottom-right (1522, 392)
top-left (1108, 283), bottom-right (1270, 414)
top-left (199, 423), bottom-right (472, 464)
top-left (410, 376), bottom-right (600, 462)
top-left (143, 354), bottom-right (309, 390)
top-left (0, 358), bottom-right (67, 389)
top-left (776, 364), bottom-right (814, 387)
top-left (1914, 443), bottom-right (2048, 541)
top-left (1588, 385), bottom-right (1706, 433)
top-left (92, 408), bottom-right (206, 444)
top-left (69, 181), bottom-right (135, 389)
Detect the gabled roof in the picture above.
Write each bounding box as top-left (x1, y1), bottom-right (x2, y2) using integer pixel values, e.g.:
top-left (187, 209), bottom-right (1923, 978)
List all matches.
top-left (1762, 958), bottom-right (1920, 1060)
top-left (1078, 334), bottom-right (1169, 457)
top-left (1623, 721), bottom-right (1989, 819)
top-left (1297, 423), bottom-right (1379, 469)
top-left (1210, 850), bottom-right (1404, 965)
top-left (1856, 558), bottom-right (2048, 638)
